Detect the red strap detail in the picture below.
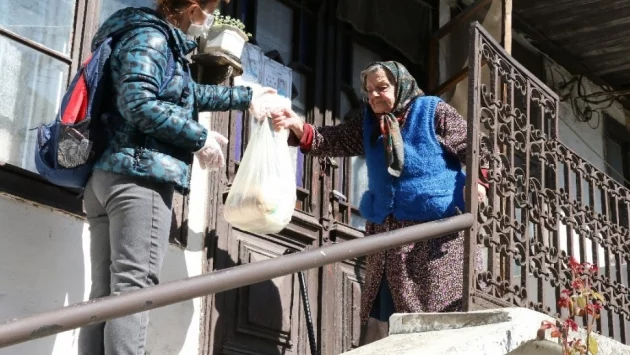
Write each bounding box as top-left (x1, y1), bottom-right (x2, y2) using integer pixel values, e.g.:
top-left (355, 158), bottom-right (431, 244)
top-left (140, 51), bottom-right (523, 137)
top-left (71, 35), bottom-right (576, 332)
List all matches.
top-left (299, 124), bottom-right (314, 152)
top-left (61, 74), bottom-right (88, 124)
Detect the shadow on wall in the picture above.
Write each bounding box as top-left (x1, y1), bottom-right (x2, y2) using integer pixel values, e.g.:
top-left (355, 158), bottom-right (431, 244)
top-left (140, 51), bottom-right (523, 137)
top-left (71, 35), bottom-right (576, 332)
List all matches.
top-left (0, 196), bottom-right (197, 355)
top-left (145, 208), bottom-right (200, 355)
top-left (145, 242), bottom-right (195, 355)
top-left (0, 195), bottom-right (86, 355)
top-left (211, 244), bottom-right (284, 355)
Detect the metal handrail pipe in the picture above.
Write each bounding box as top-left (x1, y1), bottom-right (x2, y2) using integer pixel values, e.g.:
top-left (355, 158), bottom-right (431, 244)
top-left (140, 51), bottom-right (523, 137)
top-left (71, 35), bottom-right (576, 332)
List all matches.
top-left (0, 213), bottom-right (474, 349)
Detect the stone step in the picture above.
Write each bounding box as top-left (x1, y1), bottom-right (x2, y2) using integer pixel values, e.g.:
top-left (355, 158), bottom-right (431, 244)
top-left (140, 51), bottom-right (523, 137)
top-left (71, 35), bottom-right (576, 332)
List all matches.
top-left (342, 308), bottom-right (630, 355)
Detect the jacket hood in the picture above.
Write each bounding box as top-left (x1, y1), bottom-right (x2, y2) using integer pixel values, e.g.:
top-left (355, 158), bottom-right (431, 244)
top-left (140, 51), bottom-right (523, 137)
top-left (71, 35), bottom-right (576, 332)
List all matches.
top-left (91, 7), bottom-right (197, 54)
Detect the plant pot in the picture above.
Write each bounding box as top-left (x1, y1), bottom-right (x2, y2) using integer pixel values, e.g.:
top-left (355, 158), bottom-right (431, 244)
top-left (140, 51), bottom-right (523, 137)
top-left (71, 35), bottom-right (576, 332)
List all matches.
top-left (203, 25), bottom-right (248, 58)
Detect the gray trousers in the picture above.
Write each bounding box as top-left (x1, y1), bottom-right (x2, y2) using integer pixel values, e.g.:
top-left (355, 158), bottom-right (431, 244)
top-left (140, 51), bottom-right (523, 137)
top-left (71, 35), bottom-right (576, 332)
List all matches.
top-left (78, 169), bottom-right (173, 355)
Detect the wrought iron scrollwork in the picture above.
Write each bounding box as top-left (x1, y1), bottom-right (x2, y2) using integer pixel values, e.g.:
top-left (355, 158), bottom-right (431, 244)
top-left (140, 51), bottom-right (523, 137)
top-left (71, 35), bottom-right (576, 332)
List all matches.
top-left (466, 22), bottom-right (630, 341)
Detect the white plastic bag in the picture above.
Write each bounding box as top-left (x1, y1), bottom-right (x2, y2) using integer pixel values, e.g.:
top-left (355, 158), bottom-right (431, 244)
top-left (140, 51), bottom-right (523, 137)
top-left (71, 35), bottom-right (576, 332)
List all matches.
top-left (223, 96), bottom-right (296, 234)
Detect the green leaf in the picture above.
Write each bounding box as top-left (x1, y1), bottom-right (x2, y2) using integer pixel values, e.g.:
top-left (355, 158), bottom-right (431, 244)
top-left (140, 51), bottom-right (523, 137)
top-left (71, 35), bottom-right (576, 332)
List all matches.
top-left (588, 335), bottom-right (598, 355)
top-left (592, 291), bottom-right (606, 303)
top-left (577, 295), bottom-right (588, 309)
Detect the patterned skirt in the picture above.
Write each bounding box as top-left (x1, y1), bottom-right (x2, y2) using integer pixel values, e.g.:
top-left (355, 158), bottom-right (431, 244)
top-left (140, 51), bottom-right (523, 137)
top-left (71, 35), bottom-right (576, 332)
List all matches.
top-left (360, 215), bottom-right (481, 325)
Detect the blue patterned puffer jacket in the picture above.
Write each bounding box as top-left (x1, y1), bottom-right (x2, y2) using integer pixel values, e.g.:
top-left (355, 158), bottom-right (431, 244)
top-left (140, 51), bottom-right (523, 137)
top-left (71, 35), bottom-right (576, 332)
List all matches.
top-left (91, 7), bottom-right (252, 192)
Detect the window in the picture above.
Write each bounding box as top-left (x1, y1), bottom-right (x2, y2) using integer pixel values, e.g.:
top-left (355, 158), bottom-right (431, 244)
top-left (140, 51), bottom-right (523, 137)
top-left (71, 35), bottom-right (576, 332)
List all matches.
top-left (605, 115), bottom-right (630, 188)
top-left (0, 1), bottom-right (83, 213)
top-left (0, 0), bottom-right (158, 215)
top-left (333, 25), bottom-right (420, 230)
top-left (98, 0), bottom-right (155, 25)
top-left (335, 43), bottom-right (381, 230)
top-left (0, 1), bottom-right (76, 172)
top-left (255, 0), bottom-right (293, 65)
top-left (231, 0), bottom-right (316, 212)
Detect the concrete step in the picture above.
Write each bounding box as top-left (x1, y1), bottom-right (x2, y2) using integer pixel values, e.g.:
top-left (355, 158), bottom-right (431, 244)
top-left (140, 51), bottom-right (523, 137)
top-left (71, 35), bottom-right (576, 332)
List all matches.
top-left (342, 308), bottom-right (629, 355)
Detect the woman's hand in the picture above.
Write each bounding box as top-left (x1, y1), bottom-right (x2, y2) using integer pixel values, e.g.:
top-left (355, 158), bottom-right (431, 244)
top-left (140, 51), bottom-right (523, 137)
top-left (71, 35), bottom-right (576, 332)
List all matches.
top-left (194, 131), bottom-right (228, 171)
top-left (271, 108), bottom-right (305, 139)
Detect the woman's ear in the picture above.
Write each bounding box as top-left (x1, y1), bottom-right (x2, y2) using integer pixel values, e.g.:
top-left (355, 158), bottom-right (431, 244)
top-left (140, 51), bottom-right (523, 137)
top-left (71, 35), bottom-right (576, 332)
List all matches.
top-left (187, 5), bottom-right (198, 19)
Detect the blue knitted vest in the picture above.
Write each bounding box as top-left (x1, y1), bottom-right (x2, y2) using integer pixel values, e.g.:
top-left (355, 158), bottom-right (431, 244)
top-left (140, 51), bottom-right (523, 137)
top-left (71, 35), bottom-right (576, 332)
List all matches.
top-left (358, 96), bottom-right (466, 224)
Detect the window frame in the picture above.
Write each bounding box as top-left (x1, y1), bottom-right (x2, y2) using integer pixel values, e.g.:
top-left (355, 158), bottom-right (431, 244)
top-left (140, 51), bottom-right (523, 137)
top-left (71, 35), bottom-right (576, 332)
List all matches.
top-left (226, 0), bottom-right (319, 213)
top-left (0, 0), bottom-right (93, 216)
top-left (604, 114), bottom-right (630, 189)
top-left (331, 22), bottom-right (424, 228)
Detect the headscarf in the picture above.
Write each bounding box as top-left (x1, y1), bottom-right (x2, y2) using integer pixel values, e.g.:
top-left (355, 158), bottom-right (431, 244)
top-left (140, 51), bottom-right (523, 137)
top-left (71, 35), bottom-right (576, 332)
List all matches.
top-left (362, 61), bottom-right (423, 177)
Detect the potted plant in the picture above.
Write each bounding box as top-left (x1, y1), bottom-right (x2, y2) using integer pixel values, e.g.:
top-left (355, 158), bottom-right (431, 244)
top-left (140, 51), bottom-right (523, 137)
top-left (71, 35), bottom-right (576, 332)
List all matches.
top-left (203, 9), bottom-right (252, 59)
top-left (534, 256), bottom-right (605, 355)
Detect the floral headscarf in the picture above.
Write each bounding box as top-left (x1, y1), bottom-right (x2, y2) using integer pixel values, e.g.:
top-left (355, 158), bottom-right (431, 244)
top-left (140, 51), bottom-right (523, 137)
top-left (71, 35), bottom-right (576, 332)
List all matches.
top-left (362, 61), bottom-right (423, 177)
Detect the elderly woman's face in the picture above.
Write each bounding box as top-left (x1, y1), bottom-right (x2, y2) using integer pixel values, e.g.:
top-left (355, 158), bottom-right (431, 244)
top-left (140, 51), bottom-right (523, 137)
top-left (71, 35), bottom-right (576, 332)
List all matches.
top-left (364, 68), bottom-right (396, 114)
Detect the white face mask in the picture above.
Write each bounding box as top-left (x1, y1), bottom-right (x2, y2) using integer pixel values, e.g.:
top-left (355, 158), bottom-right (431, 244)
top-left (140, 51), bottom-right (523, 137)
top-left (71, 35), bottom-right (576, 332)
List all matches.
top-left (186, 9), bottom-right (214, 39)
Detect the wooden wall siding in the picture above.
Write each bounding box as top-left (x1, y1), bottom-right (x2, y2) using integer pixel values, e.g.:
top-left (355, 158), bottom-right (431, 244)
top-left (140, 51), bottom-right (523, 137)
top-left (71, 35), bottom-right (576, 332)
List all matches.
top-left (198, 0), bottom-right (433, 353)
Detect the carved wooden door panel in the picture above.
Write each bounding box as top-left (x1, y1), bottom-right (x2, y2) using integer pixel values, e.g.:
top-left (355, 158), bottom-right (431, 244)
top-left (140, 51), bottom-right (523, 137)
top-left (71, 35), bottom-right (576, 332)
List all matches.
top-left (201, 100), bottom-right (323, 355)
top-left (198, 0), bottom-right (429, 353)
top-left (199, 1), bottom-right (324, 352)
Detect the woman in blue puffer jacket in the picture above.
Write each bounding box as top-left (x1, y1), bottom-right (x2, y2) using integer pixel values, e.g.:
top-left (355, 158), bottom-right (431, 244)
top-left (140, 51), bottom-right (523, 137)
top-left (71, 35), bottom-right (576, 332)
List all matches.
top-left (78, 1), bottom-right (274, 354)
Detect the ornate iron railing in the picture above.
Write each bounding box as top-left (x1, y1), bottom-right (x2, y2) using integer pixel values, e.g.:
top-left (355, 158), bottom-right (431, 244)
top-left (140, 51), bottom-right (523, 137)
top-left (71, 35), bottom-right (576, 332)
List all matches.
top-left (464, 22), bottom-right (630, 344)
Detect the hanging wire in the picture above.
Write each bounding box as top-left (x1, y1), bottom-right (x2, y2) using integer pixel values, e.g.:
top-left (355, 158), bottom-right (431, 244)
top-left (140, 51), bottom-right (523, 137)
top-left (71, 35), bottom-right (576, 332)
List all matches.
top-left (541, 59), bottom-right (630, 186)
top-left (559, 115), bottom-right (630, 187)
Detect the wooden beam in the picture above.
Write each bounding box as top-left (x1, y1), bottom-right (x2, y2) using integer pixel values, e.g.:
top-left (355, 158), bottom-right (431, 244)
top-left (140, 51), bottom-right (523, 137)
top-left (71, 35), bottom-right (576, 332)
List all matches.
top-left (0, 27), bottom-right (72, 64)
top-left (428, 0), bottom-right (494, 92)
top-left (433, 0), bottom-right (493, 40)
top-left (503, 0), bottom-right (512, 54)
top-left (433, 66), bottom-right (469, 96)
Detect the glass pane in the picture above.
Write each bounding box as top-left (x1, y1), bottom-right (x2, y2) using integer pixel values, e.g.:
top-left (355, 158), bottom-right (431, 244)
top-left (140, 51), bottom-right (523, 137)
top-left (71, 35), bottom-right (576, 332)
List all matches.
top-left (337, 92), bottom-right (353, 192)
top-left (352, 43), bottom-right (381, 97)
top-left (0, 36), bottom-right (69, 172)
top-left (299, 14), bottom-right (315, 67)
top-left (348, 43), bottom-right (378, 231)
top-left (350, 155), bottom-right (368, 231)
top-left (605, 138), bottom-right (624, 184)
top-left (351, 212), bottom-right (366, 231)
top-left (99, 0), bottom-right (156, 25)
top-left (0, 1), bottom-right (76, 54)
top-left (292, 72), bottom-right (307, 187)
top-left (292, 71), bottom-right (307, 112)
top-left (290, 107), bottom-right (306, 188)
top-left (256, 0), bottom-right (293, 65)
top-left (350, 156), bottom-right (368, 206)
top-left (234, 112), bottom-right (245, 162)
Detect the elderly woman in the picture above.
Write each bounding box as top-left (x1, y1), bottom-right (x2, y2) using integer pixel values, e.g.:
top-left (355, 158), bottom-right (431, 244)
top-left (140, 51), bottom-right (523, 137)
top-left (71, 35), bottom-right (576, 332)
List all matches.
top-left (272, 61), bottom-right (488, 343)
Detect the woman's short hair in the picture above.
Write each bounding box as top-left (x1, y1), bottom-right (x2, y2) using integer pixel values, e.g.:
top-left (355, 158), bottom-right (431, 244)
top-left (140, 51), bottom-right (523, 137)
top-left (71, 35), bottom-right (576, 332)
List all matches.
top-left (157, 0), bottom-right (229, 24)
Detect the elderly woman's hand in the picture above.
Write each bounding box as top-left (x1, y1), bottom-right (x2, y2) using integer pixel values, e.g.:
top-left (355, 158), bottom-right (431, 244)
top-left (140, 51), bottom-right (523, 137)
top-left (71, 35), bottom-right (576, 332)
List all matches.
top-left (271, 108), bottom-right (305, 139)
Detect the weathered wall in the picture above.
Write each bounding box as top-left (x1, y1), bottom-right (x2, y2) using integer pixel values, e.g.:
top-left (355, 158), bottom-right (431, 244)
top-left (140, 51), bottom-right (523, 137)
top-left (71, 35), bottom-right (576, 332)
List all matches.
top-left (514, 31), bottom-right (628, 173)
top-left (0, 113), bottom-right (215, 355)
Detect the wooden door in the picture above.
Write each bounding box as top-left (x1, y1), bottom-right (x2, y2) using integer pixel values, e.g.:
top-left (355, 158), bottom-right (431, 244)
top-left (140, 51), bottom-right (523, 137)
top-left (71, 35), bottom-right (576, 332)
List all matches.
top-left (199, 1), bottom-right (431, 354)
top-left (201, 1), bottom-right (324, 353)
